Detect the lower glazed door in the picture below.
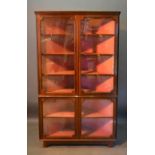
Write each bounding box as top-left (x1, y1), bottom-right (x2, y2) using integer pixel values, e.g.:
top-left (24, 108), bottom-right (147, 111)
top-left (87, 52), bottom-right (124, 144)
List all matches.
top-left (40, 97), bottom-right (77, 139)
top-left (80, 98), bottom-right (116, 138)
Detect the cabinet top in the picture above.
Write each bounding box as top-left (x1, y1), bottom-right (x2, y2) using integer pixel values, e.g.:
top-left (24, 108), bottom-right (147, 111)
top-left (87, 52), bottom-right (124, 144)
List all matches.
top-left (35, 11), bottom-right (121, 16)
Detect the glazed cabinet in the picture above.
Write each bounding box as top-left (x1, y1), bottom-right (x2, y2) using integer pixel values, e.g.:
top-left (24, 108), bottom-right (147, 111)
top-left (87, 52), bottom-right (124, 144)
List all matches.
top-left (35, 11), bottom-right (120, 146)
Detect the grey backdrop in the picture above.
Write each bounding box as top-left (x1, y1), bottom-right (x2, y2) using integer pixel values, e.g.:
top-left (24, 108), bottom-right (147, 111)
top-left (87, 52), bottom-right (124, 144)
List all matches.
top-left (27, 0), bottom-right (127, 118)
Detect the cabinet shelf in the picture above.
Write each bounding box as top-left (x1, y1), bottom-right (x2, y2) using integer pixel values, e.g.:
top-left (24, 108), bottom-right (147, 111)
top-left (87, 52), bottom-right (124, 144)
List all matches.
top-left (45, 130), bottom-right (75, 138)
top-left (82, 89), bottom-right (112, 93)
top-left (43, 71), bottom-right (75, 75)
top-left (81, 71), bottom-right (113, 76)
top-left (81, 34), bottom-right (115, 37)
top-left (46, 89), bottom-right (75, 94)
top-left (42, 52), bottom-right (74, 55)
top-left (81, 53), bottom-right (113, 56)
top-left (41, 34), bottom-right (73, 37)
top-left (44, 112), bottom-right (75, 118)
top-left (82, 112), bottom-right (113, 118)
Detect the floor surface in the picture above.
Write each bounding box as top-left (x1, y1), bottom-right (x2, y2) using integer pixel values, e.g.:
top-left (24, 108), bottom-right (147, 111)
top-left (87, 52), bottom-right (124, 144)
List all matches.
top-left (28, 118), bottom-right (127, 155)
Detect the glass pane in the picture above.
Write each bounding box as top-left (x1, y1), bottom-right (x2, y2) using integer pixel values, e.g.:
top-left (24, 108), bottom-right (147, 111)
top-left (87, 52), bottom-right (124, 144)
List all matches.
top-left (41, 17), bottom-right (74, 35)
top-left (81, 75), bottom-right (114, 93)
top-left (81, 55), bottom-right (114, 74)
top-left (42, 75), bottom-right (74, 94)
top-left (40, 17), bottom-right (75, 94)
top-left (80, 17), bottom-right (115, 94)
top-left (43, 98), bottom-right (75, 118)
top-left (81, 17), bottom-right (115, 35)
top-left (41, 17), bottom-right (74, 54)
top-left (82, 118), bottom-right (113, 138)
top-left (42, 55), bottom-right (74, 74)
top-left (81, 35), bottom-right (115, 54)
top-left (43, 98), bottom-right (75, 138)
top-left (42, 35), bottom-right (74, 54)
top-left (44, 118), bottom-right (75, 138)
top-left (82, 99), bottom-right (114, 118)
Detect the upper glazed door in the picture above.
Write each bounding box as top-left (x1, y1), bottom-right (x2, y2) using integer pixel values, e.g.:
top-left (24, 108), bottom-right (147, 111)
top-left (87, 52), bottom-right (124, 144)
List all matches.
top-left (79, 15), bottom-right (118, 95)
top-left (40, 16), bottom-right (77, 95)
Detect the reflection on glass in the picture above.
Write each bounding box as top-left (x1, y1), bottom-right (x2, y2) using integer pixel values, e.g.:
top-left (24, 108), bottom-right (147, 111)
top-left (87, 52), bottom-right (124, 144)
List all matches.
top-left (42, 76), bottom-right (75, 94)
top-left (81, 17), bottom-right (115, 35)
top-left (43, 98), bottom-right (75, 118)
top-left (41, 17), bottom-right (75, 54)
top-left (42, 35), bottom-right (74, 54)
top-left (41, 17), bottom-right (74, 35)
top-left (82, 118), bottom-right (113, 137)
top-left (81, 36), bottom-right (114, 54)
top-left (81, 75), bottom-right (114, 93)
top-left (81, 55), bottom-right (114, 74)
top-left (44, 118), bottom-right (75, 138)
top-left (42, 55), bottom-right (74, 74)
top-left (82, 99), bottom-right (114, 117)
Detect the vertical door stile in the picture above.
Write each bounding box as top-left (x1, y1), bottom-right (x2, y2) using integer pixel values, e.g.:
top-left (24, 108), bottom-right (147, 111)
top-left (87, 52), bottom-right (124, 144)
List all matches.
top-left (114, 15), bottom-right (120, 139)
top-left (74, 15), bottom-right (79, 138)
top-left (73, 15), bottom-right (78, 138)
top-left (77, 15), bottom-right (80, 95)
top-left (39, 98), bottom-right (43, 139)
top-left (36, 15), bottom-right (43, 94)
top-left (114, 16), bottom-right (119, 96)
top-left (77, 15), bottom-right (82, 138)
top-left (79, 15), bottom-right (83, 139)
top-left (73, 15), bottom-right (77, 95)
top-left (36, 14), bottom-right (44, 139)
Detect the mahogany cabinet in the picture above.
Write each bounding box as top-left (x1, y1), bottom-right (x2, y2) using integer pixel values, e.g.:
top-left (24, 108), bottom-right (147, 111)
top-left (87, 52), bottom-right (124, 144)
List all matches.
top-left (35, 11), bottom-right (120, 147)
